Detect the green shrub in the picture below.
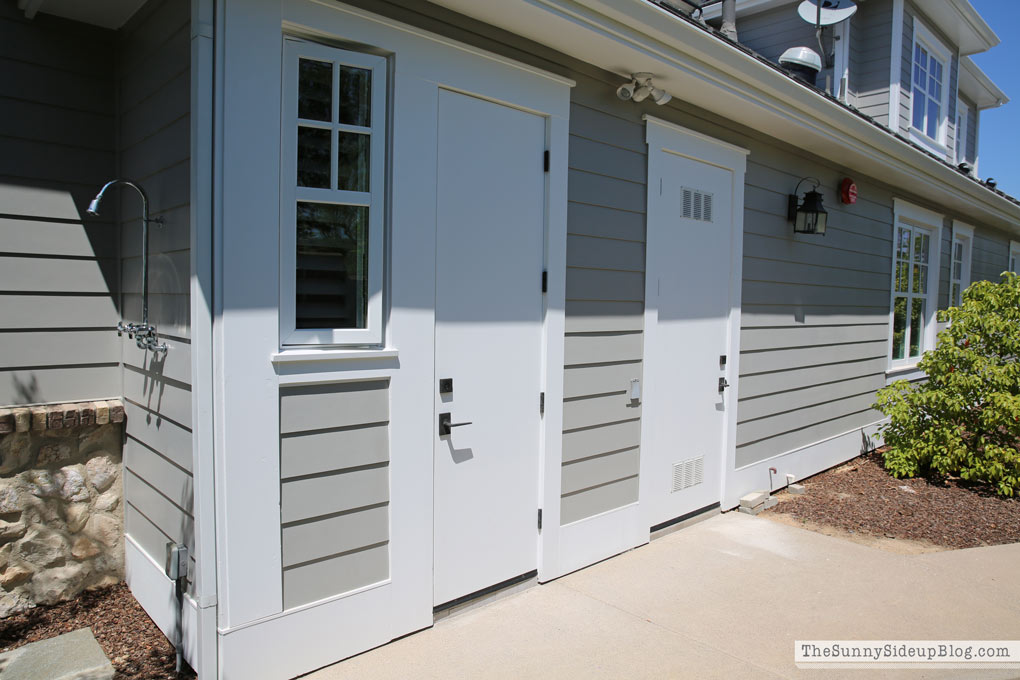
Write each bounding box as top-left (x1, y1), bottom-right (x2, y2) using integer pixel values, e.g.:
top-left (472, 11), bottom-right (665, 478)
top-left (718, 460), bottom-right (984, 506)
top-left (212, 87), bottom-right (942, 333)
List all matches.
top-left (874, 272), bottom-right (1020, 496)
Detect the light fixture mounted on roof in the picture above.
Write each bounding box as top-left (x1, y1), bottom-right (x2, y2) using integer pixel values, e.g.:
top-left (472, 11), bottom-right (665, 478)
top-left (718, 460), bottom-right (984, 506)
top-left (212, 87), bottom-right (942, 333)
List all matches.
top-left (616, 73), bottom-right (672, 106)
top-left (789, 177), bottom-right (828, 235)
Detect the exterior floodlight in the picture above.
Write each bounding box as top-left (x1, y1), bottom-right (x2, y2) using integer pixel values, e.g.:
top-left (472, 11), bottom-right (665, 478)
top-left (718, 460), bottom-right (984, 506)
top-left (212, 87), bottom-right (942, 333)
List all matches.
top-left (616, 72), bottom-right (671, 106)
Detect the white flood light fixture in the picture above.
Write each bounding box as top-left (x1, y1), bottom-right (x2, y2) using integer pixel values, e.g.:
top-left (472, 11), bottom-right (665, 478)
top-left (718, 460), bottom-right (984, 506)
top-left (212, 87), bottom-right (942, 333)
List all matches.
top-left (617, 72), bottom-right (672, 105)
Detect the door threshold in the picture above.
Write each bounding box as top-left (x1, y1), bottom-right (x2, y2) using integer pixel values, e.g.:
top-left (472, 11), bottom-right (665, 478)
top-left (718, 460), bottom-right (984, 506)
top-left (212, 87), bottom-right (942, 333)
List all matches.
top-left (433, 570), bottom-right (538, 622)
top-left (650, 502), bottom-right (720, 539)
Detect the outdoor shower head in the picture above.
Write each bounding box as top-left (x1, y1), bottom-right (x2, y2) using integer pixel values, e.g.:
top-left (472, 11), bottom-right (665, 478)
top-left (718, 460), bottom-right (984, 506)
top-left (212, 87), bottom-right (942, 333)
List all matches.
top-left (86, 179), bottom-right (150, 218)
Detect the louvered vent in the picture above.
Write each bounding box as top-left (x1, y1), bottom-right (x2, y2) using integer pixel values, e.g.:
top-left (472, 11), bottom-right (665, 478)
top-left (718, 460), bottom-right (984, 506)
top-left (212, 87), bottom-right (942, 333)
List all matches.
top-left (671, 456), bottom-right (705, 493)
top-left (680, 187), bottom-right (713, 222)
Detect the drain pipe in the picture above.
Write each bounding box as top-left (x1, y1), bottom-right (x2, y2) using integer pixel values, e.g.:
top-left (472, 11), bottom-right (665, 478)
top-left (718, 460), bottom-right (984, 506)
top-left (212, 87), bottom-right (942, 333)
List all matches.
top-left (720, 0), bottom-right (737, 42)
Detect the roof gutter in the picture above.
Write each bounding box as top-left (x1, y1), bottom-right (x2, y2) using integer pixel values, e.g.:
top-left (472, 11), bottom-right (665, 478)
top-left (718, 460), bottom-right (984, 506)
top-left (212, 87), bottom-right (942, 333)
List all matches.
top-left (429, 0), bottom-right (1020, 233)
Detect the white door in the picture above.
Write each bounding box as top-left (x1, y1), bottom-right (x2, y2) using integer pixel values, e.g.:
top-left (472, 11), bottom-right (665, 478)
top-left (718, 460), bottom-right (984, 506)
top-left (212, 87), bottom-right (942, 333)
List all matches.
top-left (433, 89), bottom-right (546, 607)
top-left (642, 146), bottom-right (735, 528)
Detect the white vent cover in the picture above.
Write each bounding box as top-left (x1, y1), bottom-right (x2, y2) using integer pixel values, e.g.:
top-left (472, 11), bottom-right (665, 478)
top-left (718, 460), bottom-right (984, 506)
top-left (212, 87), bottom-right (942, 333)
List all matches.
top-left (681, 188), bottom-right (713, 222)
top-left (671, 456), bottom-right (704, 492)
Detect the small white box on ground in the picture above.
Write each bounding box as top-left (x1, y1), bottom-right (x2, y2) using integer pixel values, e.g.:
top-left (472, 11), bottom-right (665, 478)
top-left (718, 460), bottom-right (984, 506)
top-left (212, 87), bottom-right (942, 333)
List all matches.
top-left (763, 496), bottom-right (778, 509)
top-left (789, 483), bottom-right (806, 495)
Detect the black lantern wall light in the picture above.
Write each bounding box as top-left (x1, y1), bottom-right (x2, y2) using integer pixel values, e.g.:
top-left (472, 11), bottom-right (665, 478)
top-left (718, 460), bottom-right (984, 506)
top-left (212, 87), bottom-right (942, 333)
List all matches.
top-left (788, 177), bottom-right (827, 235)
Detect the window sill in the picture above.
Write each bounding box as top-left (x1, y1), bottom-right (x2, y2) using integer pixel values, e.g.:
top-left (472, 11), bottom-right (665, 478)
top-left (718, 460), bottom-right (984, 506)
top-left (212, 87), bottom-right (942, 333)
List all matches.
top-left (885, 364), bottom-right (927, 384)
top-left (271, 348), bottom-right (399, 364)
top-left (907, 127), bottom-right (950, 160)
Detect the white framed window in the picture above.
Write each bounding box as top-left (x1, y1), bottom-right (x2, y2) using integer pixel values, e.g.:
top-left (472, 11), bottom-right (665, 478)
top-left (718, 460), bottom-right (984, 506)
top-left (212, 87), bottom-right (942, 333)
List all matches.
top-left (955, 97), bottom-right (968, 163)
top-left (909, 20), bottom-right (951, 154)
top-left (1010, 241), bottom-right (1020, 274)
top-left (950, 221), bottom-right (973, 307)
top-left (280, 39), bottom-right (387, 346)
top-left (889, 200), bottom-right (943, 369)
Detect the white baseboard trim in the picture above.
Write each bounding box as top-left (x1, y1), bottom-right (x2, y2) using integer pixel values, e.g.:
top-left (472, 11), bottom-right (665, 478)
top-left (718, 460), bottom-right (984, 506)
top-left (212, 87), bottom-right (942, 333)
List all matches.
top-left (124, 536), bottom-right (200, 671)
top-left (218, 582), bottom-right (424, 680)
top-left (551, 502), bottom-right (647, 580)
top-left (723, 421), bottom-right (884, 509)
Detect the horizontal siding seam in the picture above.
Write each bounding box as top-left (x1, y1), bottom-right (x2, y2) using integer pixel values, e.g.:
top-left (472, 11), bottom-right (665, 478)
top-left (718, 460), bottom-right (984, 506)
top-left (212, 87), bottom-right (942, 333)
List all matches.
top-left (740, 339), bottom-right (887, 354)
top-left (567, 199), bottom-right (644, 217)
top-left (281, 461), bottom-right (388, 484)
top-left (122, 363), bottom-right (192, 391)
top-left (564, 359), bottom-right (642, 369)
top-left (123, 396), bottom-right (192, 432)
top-left (280, 501), bottom-right (389, 529)
top-left (742, 278), bottom-right (889, 294)
top-left (563, 416), bottom-right (641, 435)
top-left (739, 373), bottom-right (885, 401)
top-left (561, 445), bottom-right (639, 467)
top-left (281, 540), bottom-right (389, 572)
top-left (737, 389), bottom-right (879, 425)
top-left (560, 473), bottom-right (639, 499)
top-left (0, 132), bottom-right (115, 155)
top-left (563, 391), bottom-right (627, 403)
top-left (117, 66), bottom-right (189, 119)
top-left (740, 355), bottom-right (888, 378)
top-left (125, 468), bottom-right (194, 518)
top-left (0, 361), bottom-right (118, 372)
top-left (124, 500), bottom-right (174, 544)
top-left (125, 433), bottom-right (193, 477)
top-left (745, 231), bottom-right (895, 261)
top-left (736, 407), bottom-right (877, 449)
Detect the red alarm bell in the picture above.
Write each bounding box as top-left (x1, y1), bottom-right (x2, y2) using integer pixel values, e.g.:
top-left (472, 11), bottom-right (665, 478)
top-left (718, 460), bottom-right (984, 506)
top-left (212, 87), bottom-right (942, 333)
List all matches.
top-left (840, 178), bottom-right (857, 204)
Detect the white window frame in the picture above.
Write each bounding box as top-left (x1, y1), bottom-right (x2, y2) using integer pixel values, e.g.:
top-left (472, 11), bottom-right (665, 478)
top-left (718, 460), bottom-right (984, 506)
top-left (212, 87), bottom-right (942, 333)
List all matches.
top-left (888, 199), bottom-right (943, 371)
top-left (280, 38), bottom-right (387, 346)
top-left (1010, 241), bottom-right (1020, 275)
top-left (955, 97), bottom-right (968, 164)
top-left (950, 221), bottom-right (973, 307)
top-left (908, 19), bottom-right (952, 156)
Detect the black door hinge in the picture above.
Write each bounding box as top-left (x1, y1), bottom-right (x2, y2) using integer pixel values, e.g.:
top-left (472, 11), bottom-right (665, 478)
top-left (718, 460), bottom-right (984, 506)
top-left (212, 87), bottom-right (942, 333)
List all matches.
top-left (540, 391), bottom-right (545, 415)
top-left (538, 508), bottom-right (543, 531)
top-left (541, 270), bottom-right (548, 293)
top-left (543, 150), bottom-right (550, 172)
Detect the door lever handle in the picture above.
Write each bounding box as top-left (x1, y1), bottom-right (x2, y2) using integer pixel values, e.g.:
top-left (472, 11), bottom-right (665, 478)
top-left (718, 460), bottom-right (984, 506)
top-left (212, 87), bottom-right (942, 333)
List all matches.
top-left (718, 377), bottom-right (730, 393)
top-left (439, 412), bottom-right (472, 436)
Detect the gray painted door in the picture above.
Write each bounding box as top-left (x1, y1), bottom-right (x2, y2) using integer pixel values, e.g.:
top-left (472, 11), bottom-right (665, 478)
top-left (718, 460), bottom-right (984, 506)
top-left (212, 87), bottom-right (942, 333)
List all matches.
top-left (433, 89), bottom-right (545, 607)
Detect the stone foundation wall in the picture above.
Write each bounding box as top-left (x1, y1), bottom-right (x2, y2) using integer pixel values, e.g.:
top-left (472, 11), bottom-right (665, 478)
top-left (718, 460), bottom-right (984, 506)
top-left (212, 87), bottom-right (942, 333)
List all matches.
top-left (0, 402), bottom-right (125, 617)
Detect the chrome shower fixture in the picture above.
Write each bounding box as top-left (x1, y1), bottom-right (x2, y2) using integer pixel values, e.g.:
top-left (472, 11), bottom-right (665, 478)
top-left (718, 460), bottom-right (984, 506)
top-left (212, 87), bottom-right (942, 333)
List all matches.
top-left (87, 179), bottom-right (167, 355)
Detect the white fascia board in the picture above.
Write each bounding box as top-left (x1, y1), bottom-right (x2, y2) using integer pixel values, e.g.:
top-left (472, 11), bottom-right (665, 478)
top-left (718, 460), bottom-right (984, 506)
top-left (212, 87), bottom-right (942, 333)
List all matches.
top-left (959, 56), bottom-right (1008, 110)
top-left (430, 0), bottom-right (1020, 234)
top-left (925, 0), bottom-right (999, 56)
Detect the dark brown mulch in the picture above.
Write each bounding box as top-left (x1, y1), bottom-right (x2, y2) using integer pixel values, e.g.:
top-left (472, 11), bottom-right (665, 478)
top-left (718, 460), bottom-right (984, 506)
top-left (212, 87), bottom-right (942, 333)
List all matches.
top-left (766, 449), bottom-right (1020, 549)
top-left (0, 582), bottom-right (195, 680)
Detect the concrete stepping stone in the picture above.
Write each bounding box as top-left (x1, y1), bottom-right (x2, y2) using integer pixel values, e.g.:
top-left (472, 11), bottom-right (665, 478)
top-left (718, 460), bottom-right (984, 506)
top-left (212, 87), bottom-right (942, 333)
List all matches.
top-left (0, 627), bottom-right (113, 680)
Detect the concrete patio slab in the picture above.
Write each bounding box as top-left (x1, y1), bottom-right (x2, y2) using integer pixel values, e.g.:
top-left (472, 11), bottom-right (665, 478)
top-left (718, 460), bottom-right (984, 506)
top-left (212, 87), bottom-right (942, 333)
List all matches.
top-left (0, 627), bottom-right (113, 680)
top-left (304, 513), bottom-right (1020, 680)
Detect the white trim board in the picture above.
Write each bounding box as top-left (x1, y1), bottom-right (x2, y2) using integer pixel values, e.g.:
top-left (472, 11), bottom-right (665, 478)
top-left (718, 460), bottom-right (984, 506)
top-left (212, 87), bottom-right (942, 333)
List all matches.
top-left (124, 537), bottom-right (201, 670)
top-left (723, 421), bottom-right (885, 508)
top-left (889, 0), bottom-right (904, 133)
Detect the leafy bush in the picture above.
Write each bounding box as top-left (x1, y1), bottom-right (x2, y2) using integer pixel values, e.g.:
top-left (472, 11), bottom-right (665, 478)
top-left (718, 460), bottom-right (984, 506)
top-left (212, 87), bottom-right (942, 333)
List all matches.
top-left (874, 272), bottom-right (1020, 496)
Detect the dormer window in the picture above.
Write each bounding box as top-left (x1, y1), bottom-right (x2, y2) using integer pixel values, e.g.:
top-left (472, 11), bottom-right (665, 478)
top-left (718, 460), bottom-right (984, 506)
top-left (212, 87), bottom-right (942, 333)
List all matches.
top-left (909, 20), bottom-right (952, 154)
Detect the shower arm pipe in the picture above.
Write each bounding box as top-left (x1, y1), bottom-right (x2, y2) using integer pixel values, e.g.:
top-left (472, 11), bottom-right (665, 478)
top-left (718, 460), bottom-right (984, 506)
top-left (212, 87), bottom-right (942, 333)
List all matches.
top-left (88, 179), bottom-right (164, 329)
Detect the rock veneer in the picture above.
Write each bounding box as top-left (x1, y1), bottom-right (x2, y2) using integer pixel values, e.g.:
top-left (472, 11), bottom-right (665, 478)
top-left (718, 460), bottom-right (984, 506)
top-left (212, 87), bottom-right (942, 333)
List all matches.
top-left (0, 401), bottom-right (125, 617)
